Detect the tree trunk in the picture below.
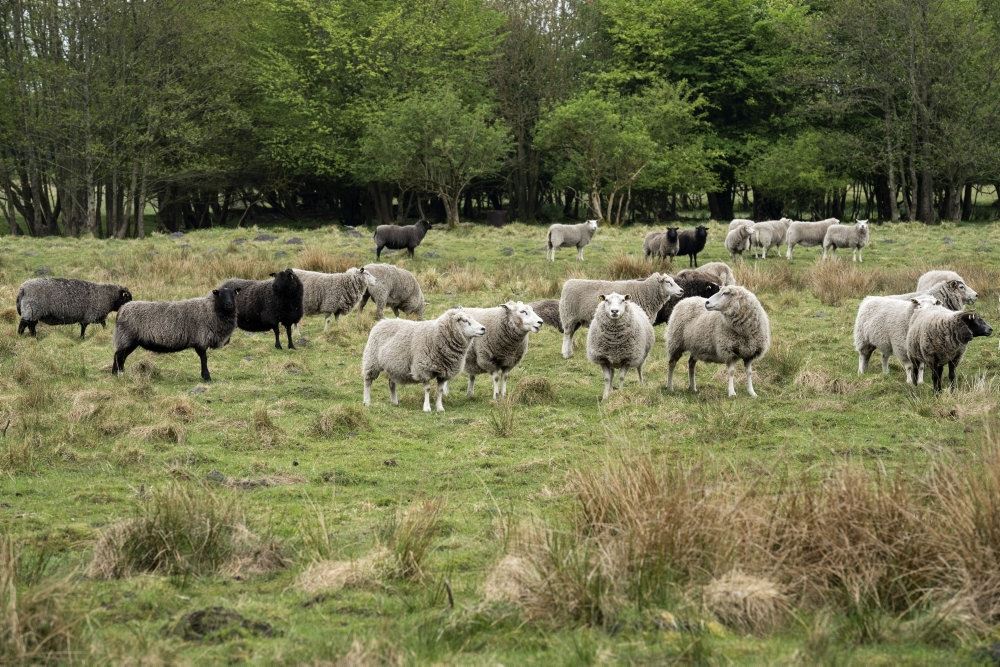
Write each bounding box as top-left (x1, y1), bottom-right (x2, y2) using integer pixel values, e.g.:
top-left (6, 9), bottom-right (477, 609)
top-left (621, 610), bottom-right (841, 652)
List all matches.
top-left (441, 192), bottom-right (461, 229)
top-left (961, 182), bottom-right (974, 221)
top-left (707, 190), bottom-right (734, 220)
top-left (751, 188), bottom-right (782, 220)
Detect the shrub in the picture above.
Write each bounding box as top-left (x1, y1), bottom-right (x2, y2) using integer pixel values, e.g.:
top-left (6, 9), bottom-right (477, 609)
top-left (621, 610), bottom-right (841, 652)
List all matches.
top-left (487, 397), bottom-right (516, 437)
top-left (605, 253), bottom-right (656, 281)
top-left (312, 405), bottom-right (371, 438)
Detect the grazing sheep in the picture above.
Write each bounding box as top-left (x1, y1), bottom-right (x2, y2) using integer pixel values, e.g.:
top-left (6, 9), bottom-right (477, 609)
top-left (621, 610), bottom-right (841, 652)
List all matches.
top-left (294, 267), bottom-right (376, 330)
top-left (653, 276), bottom-right (721, 326)
top-left (220, 269), bottom-right (304, 350)
top-left (916, 270), bottom-right (974, 297)
top-left (822, 220), bottom-right (870, 262)
top-left (16, 278), bottom-right (132, 338)
top-left (676, 225), bottom-right (709, 267)
top-left (547, 219), bottom-right (599, 261)
top-left (462, 302), bottom-right (544, 399)
top-left (111, 287), bottom-right (241, 382)
top-left (853, 294), bottom-right (940, 382)
top-left (358, 264), bottom-right (425, 319)
top-left (373, 220), bottom-right (431, 259)
top-left (727, 218), bottom-right (755, 232)
top-left (890, 279), bottom-right (977, 312)
top-left (751, 218), bottom-right (792, 259)
top-left (906, 305), bottom-right (993, 392)
top-left (528, 299), bottom-right (562, 332)
top-left (666, 286), bottom-right (771, 398)
top-left (586, 293), bottom-right (655, 400)
top-left (643, 227), bottom-right (680, 260)
top-left (362, 308), bottom-right (486, 412)
top-left (677, 262), bottom-right (736, 287)
top-left (559, 273), bottom-right (683, 358)
top-left (785, 218), bottom-right (839, 260)
top-left (725, 222), bottom-right (757, 260)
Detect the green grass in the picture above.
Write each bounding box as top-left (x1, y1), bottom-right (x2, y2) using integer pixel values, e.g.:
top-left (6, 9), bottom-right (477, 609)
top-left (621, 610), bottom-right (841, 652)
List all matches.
top-left (1, 221), bottom-right (1000, 663)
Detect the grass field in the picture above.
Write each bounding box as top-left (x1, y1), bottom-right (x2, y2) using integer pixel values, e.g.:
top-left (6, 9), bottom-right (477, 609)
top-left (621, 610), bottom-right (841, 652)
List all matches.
top-left (2, 220), bottom-right (1000, 664)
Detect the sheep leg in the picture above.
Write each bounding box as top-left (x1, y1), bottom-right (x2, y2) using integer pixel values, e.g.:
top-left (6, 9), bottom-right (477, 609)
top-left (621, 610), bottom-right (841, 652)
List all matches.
top-left (786, 244), bottom-right (793, 260)
top-left (561, 326), bottom-right (577, 359)
top-left (441, 381), bottom-right (449, 396)
top-left (601, 366), bottom-right (613, 401)
top-left (272, 326), bottom-right (283, 350)
top-left (435, 379), bottom-right (446, 412)
top-left (422, 383), bottom-right (432, 412)
top-left (618, 368), bottom-right (627, 389)
top-left (726, 362), bottom-right (737, 398)
top-left (576, 246), bottom-right (584, 261)
top-left (194, 347), bottom-right (212, 382)
top-left (500, 371), bottom-right (509, 397)
top-left (666, 357), bottom-right (677, 391)
top-left (909, 364), bottom-right (919, 386)
top-left (285, 324), bottom-right (295, 349)
top-left (323, 316), bottom-right (332, 332)
top-left (467, 375), bottom-right (476, 398)
top-left (745, 360), bottom-right (757, 398)
top-left (917, 364), bottom-right (924, 384)
top-left (931, 365), bottom-right (944, 393)
top-left (407, 247), bottom-right (415, 258)
top-left (80, 323), bottom-right (88, 339)
top-left (490, 372), bottom-right (502, 400)
top-left (948, 361), bottom-right (957, 392)
top-left (389, 380), bottom-right (398, 406)
top-left (376, 245), bottom-right (384, 260)
top-left (857, 346), bottom-right (874, 374)
top-left (363, 379), bottom-right (372, 406)
top-left (637, 364), bottom-right (645, 384)
top-left (112, 343), bottom-right (137, 375)
top-left (688, 357), bottom-right (698, 392)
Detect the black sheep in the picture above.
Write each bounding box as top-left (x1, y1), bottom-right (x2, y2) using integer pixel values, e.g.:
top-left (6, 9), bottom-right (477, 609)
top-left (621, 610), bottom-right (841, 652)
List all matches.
top-left (373, 220), bottom-right (431, 259)
top-left (677, 225), bottom-right (709, 267)
top-left (653, 276), bottom-right (720, 326)
top-left (220, 268), bottom-right (304, 350)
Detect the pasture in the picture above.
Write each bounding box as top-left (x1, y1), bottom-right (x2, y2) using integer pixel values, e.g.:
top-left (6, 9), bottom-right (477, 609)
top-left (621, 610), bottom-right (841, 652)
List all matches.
top-left (2, 221), bottom-right (1000, 664)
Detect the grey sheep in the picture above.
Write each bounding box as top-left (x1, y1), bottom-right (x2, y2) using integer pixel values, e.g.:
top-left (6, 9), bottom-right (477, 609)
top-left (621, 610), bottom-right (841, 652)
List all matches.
top-left (890, 279), bottom-right (977, 312)
top-left (724, 221), bottom-right (757, 260)
top-left (785, 218), bottom-right (839, 260)
top-left (559, 273), bottom-right (683, 358)
top-left (586, 293), bottom-right (655, 400)
top-left (916, 270), bottom-right (974, 297)
top-left (111, 287), bottom-right (241, 382)
top-left (16, 278), bottom-right (132, 338)
top-left (643, 227), bottom-right (679, 260)
top-left (373, 220), bottom-right (432, 259)
top-left (462, 302), bottom-right (544, 399)
top-left (294, 267), bottom-right (377, 330)
top-left (220, 268), bottom-right (304, 350)
top-left (547, 219), bottom-right (599, 261)
top-left (529, 299), bottom-right (562, 332)
top-left (666, 285), bottom-right (771, 398)
top-left (854, 294), bottom-right (940, 382)
top-left (822, 220), bottom-right (870, 262)
top-left (358, 263), bottom-right (425, 319)
top-left (676, 262), bottom-right (736, 287)
top-left (751, 218), bottom-right (792, 259)
top-left (362, 308), bottom-right (486, 412)
top-left (906, 305), bottom-right (992, 392)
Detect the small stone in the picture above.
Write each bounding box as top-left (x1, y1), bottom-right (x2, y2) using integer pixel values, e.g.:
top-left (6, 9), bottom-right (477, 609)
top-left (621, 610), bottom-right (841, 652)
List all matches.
top-left (33, 266), bottom-right (52, 276)
top-left (501, 247), bottom-right (514, 256)
top-left (343, 226), bottom-right (363, 238)
top-left (274, 251), bottom-right (288, 259)
top-left (942, 236), bottom-right (954, 245)
top-left (206, 470), bottom-right (226, 483)
top-left (424, 251), bottom-right (439, 259)
top-left (169, 231), bottom-right (184, 239)
top-left (254, 233), bottom-right (278, 242)
top-left (233, 238), bottom-right (247, 245)
top-left (285, 237), bottom-right (304, 245)
top-left (295, 337), bottom-right (309, 347)
top-left (190, 385), bottom-right (208, 395)
top-left (383, 459), bottom-right (398, 467)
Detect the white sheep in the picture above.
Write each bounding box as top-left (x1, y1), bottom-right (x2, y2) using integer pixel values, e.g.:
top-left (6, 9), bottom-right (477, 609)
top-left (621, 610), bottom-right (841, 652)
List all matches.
top-left (751, 218), bottom-right (792, 259)
top-left (665, 286), bottom-right (771, 398)
top-left (853, 294), bottom-right (940, 382)
top-left (547, 220), bottom-right (599, 261)
top-left (462, 302), bottom-right (544, 400)
top-left (362, 308), bottom-right (486, 412)
top-left (727, 218), bottom-right (755, 231)
top-left (906, 305), bottom-right (993, 392)
top-left (916, 270), bottom-right (975, 298)
top-left (359, 263), bottom-right (425, 319)
top-left (724, 222), bottom-right (757, 260)
top-left (785, 218), bottom-right (839, 260)
top-left (586, 292), bottom-right (655, 400)
top-left (822, 220), bottom-right (870, 262)
top-left (294, 267), bottom-right (377, 330)
top-left (890, 279), bottom-right (977, 312)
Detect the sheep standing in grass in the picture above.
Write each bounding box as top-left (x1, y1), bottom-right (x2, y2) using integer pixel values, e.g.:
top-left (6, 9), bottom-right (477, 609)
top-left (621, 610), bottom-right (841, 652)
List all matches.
top-left (822, 220), bottom-right (870, 262)
top-left (751, 218), bottom-right (792, 259)
top-left (294, 267), bottom-right (376, 330)
top-left (362, 308), bottom-right (486, 412)
top-left (586, 293), bottom-right (655, 400)
top-left (727, 218), bottom-right (755, 231)
top-left (653, 276), bottom-right (720, 326)
top-left (785, 218), bottom-right (839, 260)
top-left (677, 262), bottom-right (736, 287)
top-left (462, 302), bottom-right (544, 400)
top-left (373, 220), bottom-right (431, 259)
top-left (666, 286), bottom-right (771, 398)
top-left (906, 306), bottom-right (992, 392)
top-left (916, 270), bottom-right (973, 295)
top-left (559, 273), bottom-right (683, 358)
top-left (16, 278), bottom-right (132, 338)
top-left (220, 269), bottom-right (303, 350)
top-left (725, 222), bottom-right (757, 260)
top-left (528, 299), bottom-right (562, 332)
top-left (890, 279), bottom-right (977, 311)
top-left (547, 219), bottom-right (599, 261)
top-left (677, 225), bottom-right (709, 267)
top-left (358, 264), bottom-right (425, 319)
top-left (112, 287), bottom-right (241, 382)
top-left (643, 227), bottom-right (680, 260)
top-left (853, 294), bottom-right (940, 382)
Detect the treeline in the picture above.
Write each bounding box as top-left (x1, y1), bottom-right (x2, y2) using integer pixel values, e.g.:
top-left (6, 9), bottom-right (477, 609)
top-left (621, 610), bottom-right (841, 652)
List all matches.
top-left (2, 0), bottom-right (1000, 237)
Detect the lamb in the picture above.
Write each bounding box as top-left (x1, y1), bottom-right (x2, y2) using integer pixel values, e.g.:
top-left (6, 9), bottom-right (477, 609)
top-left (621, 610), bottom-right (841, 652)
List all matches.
top-left (294, 267), bottom-right (377, 330)
top-left (358, 263), bottom-right (425, 319)
top-left (889, 279), bottom-right (977, 312)
top-left (665, 286), bottom-right (771, 398)
top-left (853, 294), bottom-right (940, 382)
top-left (586, 293), bottom-right (655, 400)
top-left (676, 225), bottom-right (709, 267)
top-left (724, 222), bottom-right (757, 260)
top-left (751, 218), bottom-right (792, 259)
top-left (362, 308), bottom-right (486, 412)
top-left (462, 302), bottom-right (544, 400)
top-left (528, 299), bottom-right (562, 332)
top-left (220, 268), bottom-right (303, 350)
top-left (547, 219), bottom-right (599, 261)
top-left (558, 273), bottom-right (684, 358)
top-left (906, 305), bottom-right (992, 392)
top-left (111, 287), bottom-right (241, 382)
top-left (785, 218), bottom-right (839, 260)
top-left (676, 261), bottom-right (736, 287)
top-left (16, 278), bottom-right (132, 338)
top-left (916, 270), bottom-right (975, 299)
top-left (652, 276), bottom-right (721, 326)
top-left (373, 220), bottom-right (431, 259)
top-left (643, 227), bottom-right (680, 260)
top-left (822, 220), bottom-right (870, 262)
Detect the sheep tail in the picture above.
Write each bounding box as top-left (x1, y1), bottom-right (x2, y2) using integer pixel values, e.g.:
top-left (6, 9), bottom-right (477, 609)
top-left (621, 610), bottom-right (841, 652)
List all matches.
top-left (546, 230), bottom-right (552, 250)
top-left (15, 288), bottom-right (22, 316)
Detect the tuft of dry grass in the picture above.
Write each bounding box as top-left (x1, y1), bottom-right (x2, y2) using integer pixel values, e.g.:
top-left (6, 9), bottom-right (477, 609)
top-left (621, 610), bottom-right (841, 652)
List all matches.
top-left (68, 390), bottom-right (111, 422)
top-left (808, 262), bottom-right (895, 307)
top-left (129, 422), bottom-right (186, 445)
top-left (380, 499), bottom-right (445, 581)
top-left (312, 405), bottom-right (371, 437)
top-left (514, 377), bottom-right (555, 406)
top-left (793, 369), bottom-right (864, 395)
top-left (442, 264), bottom-right (492, 293)
top-left (703, 571), bottom-right (789, 635)
top-left (605, 253), bottom-right (657, 281)
top-left (298, 547), bottom-right (393, 595)
top-left (486, 397), bottom-right (516, 437)
top-left (296, 248), bottom-right (363, 274)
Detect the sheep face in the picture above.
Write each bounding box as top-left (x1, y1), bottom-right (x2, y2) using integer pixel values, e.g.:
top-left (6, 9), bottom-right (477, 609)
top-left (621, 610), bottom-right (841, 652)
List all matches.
top-left (705, 286), bottom-right (743, 313)
top-left (454, 311), bottom-right (486, 338)
top-left (910, 295), bottom-right (941, 309)
top-left (417, 220), bottom-right (432, 233)
top-left (586, 219), bottom-right (599, 232)
top-left (695, 225), bottom-right (709, 241)
top-left (743, 222), bottom-right (756, 237)
top-left (948, 279), bottom-right (978, 303)
top-left (598, 292), bottom-right (629, 320)
top-left (359, 267), bottom-right (378, 287)
top-left (959, 312), bottom-right (993, 338)
top-left (270, 268), bottom-right (302, 295)
top-left (212, 287), bottom-right (240, 314)
top-left (113, 287), bottom-right (133, 311)
top-left (666, 227), bottom-right (679, 242)
top-left (856, 219), bottom-right (869, 230)
top-left (504, 301), bottom-right (544, 334)
top-left (653, 273), bottom-right (684, 298)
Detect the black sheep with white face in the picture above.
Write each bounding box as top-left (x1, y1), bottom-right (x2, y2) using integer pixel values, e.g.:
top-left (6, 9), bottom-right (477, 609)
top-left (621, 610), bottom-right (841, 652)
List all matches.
top-left (220, 268), bottom-right (304, 350)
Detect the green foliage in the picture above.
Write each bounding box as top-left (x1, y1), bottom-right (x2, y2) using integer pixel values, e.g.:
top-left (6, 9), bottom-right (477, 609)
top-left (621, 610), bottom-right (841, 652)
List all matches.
top-left (742, 130), bottom-right (855, 211)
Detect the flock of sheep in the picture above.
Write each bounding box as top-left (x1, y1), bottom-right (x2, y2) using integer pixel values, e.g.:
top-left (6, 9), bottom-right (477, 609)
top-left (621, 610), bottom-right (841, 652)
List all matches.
top-left (11, 217), bottom-right (992, 410)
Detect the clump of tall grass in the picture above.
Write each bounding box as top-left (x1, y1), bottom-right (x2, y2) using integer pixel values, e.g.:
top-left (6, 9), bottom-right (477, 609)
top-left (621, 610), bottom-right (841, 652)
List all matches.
top-left (311, 405), bottom-right (371, 437)
top-left (487, 397), bottom-right (516, 437)
top-left (296, 248), bottom-right (362, 274)
top-left (605, 253), bottom-right (657, 281)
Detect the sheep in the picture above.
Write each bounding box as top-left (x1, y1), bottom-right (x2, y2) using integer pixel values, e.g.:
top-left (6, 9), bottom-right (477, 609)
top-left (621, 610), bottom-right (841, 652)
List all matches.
top-left (16, 278), bottom-right (132, 338)
top-left (547, 219), bottom-right (599, 261)
top-left (785, 218), bottom-right (839, 260)
top-left (916, 270), bottom-right (975, 298)
top-left (462, 302), bottom-right (544, 400)
top-left (559, 273), bottom-right (684, 358)
top-left (358, 263), bottom-right (425, 319)
top-left (219, 269), bottom-right (303, 350)
top-left (528, 299), bottom-right (562, 332)
top-left (111, 287), bottom-right (241, 382)
top-left (373, 220), bottom-right (431, 259)
top-left (727, 218), bottom-right (755, 232)
top-left (585, 293), bottom-right (655, 400)
top-left (750, 218), bottom-right (792, 259)
top-left (652, 276), bottom-right (721, 326)
top-left (665, 285), bottom-right (771, 398)
top-left (676, 261), bottom-right (736, 287)
top-left (889, 279), bottom-right (977, 312)
top-left (822, 220), bottom-right (870, 262)
top-left (643, 227), bottom-right (680, 260)
top-left (362, 308), bottom-right (486, 412)
top-left (676, 225), bottom-right (709, 267)
top-left (853, 294), bottom-right (941, 382)
top-left (294, 267), bottom-right (376, 330)
top-left (906, 305), bottom-right (993, 392)
top-left (724, 222), bottom-right (757, 260)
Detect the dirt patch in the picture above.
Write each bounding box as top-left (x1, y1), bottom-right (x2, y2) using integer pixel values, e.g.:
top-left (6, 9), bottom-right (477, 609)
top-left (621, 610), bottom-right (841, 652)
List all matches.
top-left (173, 607), bottom-right (276, 642)
top-left (222, 474), bottom-right (306, 490)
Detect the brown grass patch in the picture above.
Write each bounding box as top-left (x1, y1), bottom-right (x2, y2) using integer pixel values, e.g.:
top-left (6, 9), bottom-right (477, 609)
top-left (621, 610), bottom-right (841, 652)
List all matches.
top-left (514, 377), bottom-right (555, 406)
top-left (223, 474), bottom-right (306, 490)
top-left (793, 369), bottom-right (863, 395)
top-left (808, 262), bottom-right (901, 307)
top-left (68, 390), bottom-right (112, 422)
top-left (129, 422), bottom-right (186, 445)
top-left (296, 248), bottom-right (363, 274)
top-left (703, 571), bottom-right (789, 635)
top-left (605, 253), bottom-right (657, 281)
top-left (442, 264), bottom-right (492, 293)
top-left (298, 547), bottom-right (392, 595)
top-left (0, 307), bottom-right (17, 324)
top-left (312, 405), bottom-right (371, 437)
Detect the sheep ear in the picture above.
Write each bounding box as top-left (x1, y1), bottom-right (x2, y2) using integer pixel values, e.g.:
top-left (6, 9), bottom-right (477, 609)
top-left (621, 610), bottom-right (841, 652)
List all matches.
top-left (269, 272), bottom-right (276, 277)
top-left (599, 294), bottom-right (606, 302)
top-left (910, 298), bottom-right (920, 306)
top-left (359, 267), bottom-right (366, 273)
top-left (212, 289), bottom-right (219, 296)
top-left (623, 294), bottom-right (631, 301)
